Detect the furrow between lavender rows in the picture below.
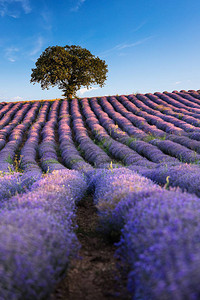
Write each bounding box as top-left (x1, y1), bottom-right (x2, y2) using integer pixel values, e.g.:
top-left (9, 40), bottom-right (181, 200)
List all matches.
top-left (87, 96), bottom-right (199, 165)
top-left (0, 102), bottom-right (15, 121)
top-left (0, 101), bottom-right (7, 113)
top-left (117, 93), bottom-right (200, 143)
top-left (155, 92), bottom-right (200, 113)
top-left (120, 94), bottom-right (200, 139)
top-left (146, 92), bottom-right (200, 119)
top-left (96, 96), bottom-right (179, 164)
top-left (80, 97), bottom-right (155, 168)
top-left (185, 90), bottom-right (200, 101)
top-left (70, 98), bottom-right (113, 167)
top-left (176, 90), bottom-right (200, 106)
top-left (130, 94), bottom-right (200, 153)
top-left (127, 94), bottom-right (200, 141)
top-left (0, 102), bottom-right (41, 172)
top-left (0, 102), bottom-right (32, 152)
top-left (165, 91), bottom-right (200, 110)
top-left (138, 93), bottom-right (200, 127)
top-left (105, 96), bottom-right (200, 163)
top-left (128, 94), bottom-right (200, 133)
top-left (133, 93), bottom-right (200, 148)
top-left (0, 102), bottom-right (23, 130)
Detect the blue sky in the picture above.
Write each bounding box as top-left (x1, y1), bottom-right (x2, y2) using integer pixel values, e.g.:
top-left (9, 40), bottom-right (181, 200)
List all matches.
top-left (0, 0), bottom-right (200, 101)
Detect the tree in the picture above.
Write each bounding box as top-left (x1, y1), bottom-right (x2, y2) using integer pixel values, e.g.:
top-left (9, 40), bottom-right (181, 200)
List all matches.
top-left (30, 45), bottom-right (108, 99)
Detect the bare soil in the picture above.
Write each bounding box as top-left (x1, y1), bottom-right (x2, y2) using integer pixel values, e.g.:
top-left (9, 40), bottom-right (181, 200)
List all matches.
top-left (49, 195), bottom-right (129, 300)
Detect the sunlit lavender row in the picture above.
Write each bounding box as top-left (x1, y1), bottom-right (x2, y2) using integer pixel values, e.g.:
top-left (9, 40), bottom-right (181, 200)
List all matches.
top-left (0, 90), bottom-right (200, 175)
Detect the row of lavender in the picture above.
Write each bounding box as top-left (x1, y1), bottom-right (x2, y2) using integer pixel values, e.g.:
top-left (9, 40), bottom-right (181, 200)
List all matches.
top-left (78, 90), bottom-right (200, 298)
top-left (76, 93), bottom-right (200, 196)
top-left (1, 92), bottom-right (200, 195)
top-left (90, 167), bottom-right (200, 299)
top-left (63, 90), bottom-right (200, 171)
top-left (96, 94), bottom-right (200, 163)
top-left (1, 91), bottom-right (200, 196)
top-left (2, 163), bottom-right (200, 299)
top-left (0, 100), bottom-right (90, 298)
top-left (0, 169), bottom-right (87, 299)
top-left (1, 90), bottom-right (200, 176)
top-left (0, 98), bottom-right (111, 174)
top-left (0, 90), bottom-right (200, 298)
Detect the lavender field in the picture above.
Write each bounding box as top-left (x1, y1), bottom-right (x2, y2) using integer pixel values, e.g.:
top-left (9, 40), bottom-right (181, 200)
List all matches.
top-left (1, 89), bottom-right (200, 299)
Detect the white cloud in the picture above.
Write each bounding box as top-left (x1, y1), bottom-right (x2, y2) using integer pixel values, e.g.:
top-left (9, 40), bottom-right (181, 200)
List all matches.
top-left (71, 0), bottom-right (85, 12)
top-left (29, 36), bottom-right (45, 56)
top-left (19, 0), bottom-right (30, 13)
top-left (0, 96), bottom-right (23, 102)
top-left (4, 46), bottom-right (19, 62)
top-left (118, 52), bottom-right (127, 57)
top-left (131, 21), bottom-right (147, 33)
top-left (78, 86), bottom-right (99, 95)
top-left (0, 0), bottom-right (31, 18)
top-left (98, 36), bottom-right (153, 57)
top-left (12, 96), bottom-right (23, 101)
top-left (175, 81), bottom-right (181, 85)
top-left (3, 36), bottom-right (45, 63)
top-left (40, 8), bottom-right (52, 31)
top-left (116, 36), bottom-right (153, 50)
top-left (0, 96), bottom-right (7, 101)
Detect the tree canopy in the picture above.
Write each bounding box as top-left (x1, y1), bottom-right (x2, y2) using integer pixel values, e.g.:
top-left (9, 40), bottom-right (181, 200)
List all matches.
top-left (30, 45), bottom-right (108, 98)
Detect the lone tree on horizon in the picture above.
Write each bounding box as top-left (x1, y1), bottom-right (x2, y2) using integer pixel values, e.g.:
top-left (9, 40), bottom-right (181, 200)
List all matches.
top-left (30, 45), bottom-right (108, 99)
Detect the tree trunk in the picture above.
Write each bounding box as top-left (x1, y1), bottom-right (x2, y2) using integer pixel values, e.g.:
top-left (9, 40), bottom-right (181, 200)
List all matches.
top-left (62, 85), bottom-right (76, 99)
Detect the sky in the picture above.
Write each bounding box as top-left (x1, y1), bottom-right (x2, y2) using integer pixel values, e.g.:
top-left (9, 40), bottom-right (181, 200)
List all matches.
top-left (0, 0), bottom-right (200, 102)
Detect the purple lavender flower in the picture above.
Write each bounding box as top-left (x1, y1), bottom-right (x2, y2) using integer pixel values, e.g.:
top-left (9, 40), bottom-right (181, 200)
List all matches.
top-left (0, 169), bottom-right (88, 299)
top-left (0, 208), bottom-right (78, 300)
top-left (117, 189), bottom-right (200, 300)
top-left (89, 168), bottom-right (161, 237)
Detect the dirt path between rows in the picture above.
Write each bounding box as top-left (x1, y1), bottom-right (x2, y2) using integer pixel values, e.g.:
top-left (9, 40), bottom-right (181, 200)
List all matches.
top-left (50, 195), bottom-right (129, 300)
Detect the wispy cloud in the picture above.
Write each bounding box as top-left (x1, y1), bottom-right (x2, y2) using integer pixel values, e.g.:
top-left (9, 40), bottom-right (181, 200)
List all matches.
top-left (12, 96), bottom-right (23, 101)
top-left (0, 96), bottom-right (7, 101)
top-left (175, 81), bottom-right (181, 85)
top-left (71, 0), bottom-right (85, 12)
top-left (98, 36), bottom-right (153, 57)
top-left (29, 36), bottom-right (45, 57)
top-left (78, 86), bottom-right (99, 95)
top-left (4, 46), bottom-right (19, 62)
top-left (0, 95), bottom-right (23, 101)
top-left (0, 0), bottom-right (31, 18)
top-left (131, 20), bottom-right (148, 33)
top-left (116, 36), bottom-right (153, 50)
top-left (40, 8), bottom-right (52, 31)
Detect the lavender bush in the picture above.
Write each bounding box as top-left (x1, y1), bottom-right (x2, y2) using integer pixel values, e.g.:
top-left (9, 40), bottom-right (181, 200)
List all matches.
top-left (0, 209), bottom-right (78, 300)
top-left (0, 169), bottom-right (88, 299)
top-left (117, 189), bottom-right (200, 300)
top-left (89, 168), bottom-right (161, 238)
top-left (0, 171), bottom-right (41, 204)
